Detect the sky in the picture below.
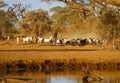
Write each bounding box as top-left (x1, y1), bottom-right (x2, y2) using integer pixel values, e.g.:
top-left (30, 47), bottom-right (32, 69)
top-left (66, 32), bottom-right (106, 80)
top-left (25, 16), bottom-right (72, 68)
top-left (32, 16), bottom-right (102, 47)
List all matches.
top-left (2, 0), bottom-right (65, 11)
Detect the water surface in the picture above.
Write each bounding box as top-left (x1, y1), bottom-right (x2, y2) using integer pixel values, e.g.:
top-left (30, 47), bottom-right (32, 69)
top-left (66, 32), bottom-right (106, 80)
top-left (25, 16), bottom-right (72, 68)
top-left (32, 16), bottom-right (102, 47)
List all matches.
top-left (0, 70), bottom-right (120, 83)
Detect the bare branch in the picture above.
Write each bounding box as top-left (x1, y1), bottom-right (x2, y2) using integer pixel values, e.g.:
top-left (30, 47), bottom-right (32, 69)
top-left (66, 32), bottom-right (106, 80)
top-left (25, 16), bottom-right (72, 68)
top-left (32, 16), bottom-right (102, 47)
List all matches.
top-left (0, 0), bottom-right (8, 8)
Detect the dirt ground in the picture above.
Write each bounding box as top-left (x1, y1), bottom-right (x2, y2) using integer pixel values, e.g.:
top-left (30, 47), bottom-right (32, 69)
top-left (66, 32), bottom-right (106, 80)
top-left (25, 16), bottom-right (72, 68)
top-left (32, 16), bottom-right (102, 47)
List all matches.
top-left (0, 40), bottom-right (120, 79)
top-left (0, 40), bottom-right (120, 63)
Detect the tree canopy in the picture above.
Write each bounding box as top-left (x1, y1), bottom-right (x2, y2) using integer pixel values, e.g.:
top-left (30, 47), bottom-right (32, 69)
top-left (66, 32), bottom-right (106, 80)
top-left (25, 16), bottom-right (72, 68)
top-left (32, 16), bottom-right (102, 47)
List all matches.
top-left (20, 10), bottom-right (52, 37)
top-left (0, 10), bottom-right (16, 38)
top-left (48, 0), bottom-right (120, 40)
top-left (0, 0), bottom-right (120, 46)
top-left (40, 0), bottom-right (120, 6)
top-left (0, 0), bottom-right (120, 49)
top-left (40, 0), bottom-right (120, 18)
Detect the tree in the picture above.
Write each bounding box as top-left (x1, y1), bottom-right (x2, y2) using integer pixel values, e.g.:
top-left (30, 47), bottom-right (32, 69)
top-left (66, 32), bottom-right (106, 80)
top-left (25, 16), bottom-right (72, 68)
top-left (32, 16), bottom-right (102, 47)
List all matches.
top-left (100, 8), bottom-right (120, 43)
top-left (95, 7), bottom-right (120, 49)
top-left (2, 3), bottom-right (31, 37)
top-left (6, 3), bottom-right (30, 21)
top-left (40, 0), bottom-right (120, 19)
top-left (0, 10), bottom-right (15, 39)
top-left (39, 0), bottom-right (120, 7)
top-left (43, 0), bottom-right (120, 38)
top-left (50, 4), bottom-right (102, 38)
top-left (0, 0), bottom-right (8, 8)
top-left (100, 0), bottom-right (120, 6)
top-left (20, 10), bottom-right (52, 37)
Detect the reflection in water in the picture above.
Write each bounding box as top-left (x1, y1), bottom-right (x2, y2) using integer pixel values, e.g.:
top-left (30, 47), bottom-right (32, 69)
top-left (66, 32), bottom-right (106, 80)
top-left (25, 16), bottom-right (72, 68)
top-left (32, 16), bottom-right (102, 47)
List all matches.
top-left (83, 80), bottom-right (88, 83)
top-left (0, 71), bottom-right (120, 83)
top-left (38, 75), bottom-right (120, 83)
top-left (47, 77), bottom-right (77, 83)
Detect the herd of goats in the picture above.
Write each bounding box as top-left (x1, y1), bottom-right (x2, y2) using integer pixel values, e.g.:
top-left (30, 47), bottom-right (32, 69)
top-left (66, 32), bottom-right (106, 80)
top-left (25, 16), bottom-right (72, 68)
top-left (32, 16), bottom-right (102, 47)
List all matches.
top-left (16, 36), bottom-right (107, 46)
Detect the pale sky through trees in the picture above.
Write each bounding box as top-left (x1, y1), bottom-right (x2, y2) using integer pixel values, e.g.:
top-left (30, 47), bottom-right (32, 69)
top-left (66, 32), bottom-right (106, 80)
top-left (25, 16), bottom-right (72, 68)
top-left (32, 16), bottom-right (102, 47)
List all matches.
top-left (2, 0), bottom-right (65, 11)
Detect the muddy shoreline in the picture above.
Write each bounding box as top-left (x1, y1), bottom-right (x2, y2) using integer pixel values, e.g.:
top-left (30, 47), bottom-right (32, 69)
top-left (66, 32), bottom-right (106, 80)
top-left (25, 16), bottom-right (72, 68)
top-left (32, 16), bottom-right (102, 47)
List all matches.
top-left (0, 44), bottom-right (120, 75)
top-left (0, 59), bottom-right (120, 75)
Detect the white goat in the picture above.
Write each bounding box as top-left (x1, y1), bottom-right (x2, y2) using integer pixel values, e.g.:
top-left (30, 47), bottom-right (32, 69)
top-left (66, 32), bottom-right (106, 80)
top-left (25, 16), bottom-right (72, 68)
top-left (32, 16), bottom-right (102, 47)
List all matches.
top-left (38, 37), bottom-right (44, 44)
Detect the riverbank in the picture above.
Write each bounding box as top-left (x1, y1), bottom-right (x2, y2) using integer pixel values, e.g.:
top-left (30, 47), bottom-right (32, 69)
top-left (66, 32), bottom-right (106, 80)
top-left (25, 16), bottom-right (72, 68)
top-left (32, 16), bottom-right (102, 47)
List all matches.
top-left (0, 42), bottom-right (119, 63)
top-left (0, 40), bottom-right (120, 74)
top-left (0, 47), bottom-right (120, 62)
